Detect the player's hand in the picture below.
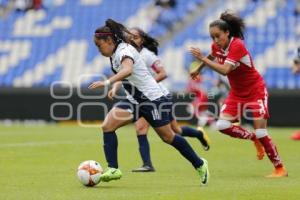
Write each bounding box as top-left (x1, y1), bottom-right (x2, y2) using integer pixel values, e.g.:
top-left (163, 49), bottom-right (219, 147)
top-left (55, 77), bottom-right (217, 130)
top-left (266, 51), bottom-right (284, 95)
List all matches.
top-left (190, 47), bottom-right (204, 60)
top-left (108, 88), bottom-right (117, 100)
top-left (190, 69), bottom-right (200, 80)
top-left (88, 81), bottom-right (105, 89)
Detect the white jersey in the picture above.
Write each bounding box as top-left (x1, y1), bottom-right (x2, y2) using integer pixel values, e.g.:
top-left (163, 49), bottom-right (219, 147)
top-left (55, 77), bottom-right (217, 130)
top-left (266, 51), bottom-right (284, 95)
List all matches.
top-left (110, 43), bottom-right (164, 103)
top-left (140, 48), bottom-right (170, 96)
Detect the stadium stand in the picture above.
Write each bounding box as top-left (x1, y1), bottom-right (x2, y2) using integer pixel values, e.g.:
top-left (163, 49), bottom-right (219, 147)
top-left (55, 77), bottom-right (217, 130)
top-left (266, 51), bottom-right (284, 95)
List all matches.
top-left (0, 0), bottom-right (299, 90)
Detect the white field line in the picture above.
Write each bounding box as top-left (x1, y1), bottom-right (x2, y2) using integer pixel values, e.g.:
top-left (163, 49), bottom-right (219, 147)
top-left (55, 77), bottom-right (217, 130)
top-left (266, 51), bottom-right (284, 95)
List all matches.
top-left (0, 140), bottom-right (95, 148)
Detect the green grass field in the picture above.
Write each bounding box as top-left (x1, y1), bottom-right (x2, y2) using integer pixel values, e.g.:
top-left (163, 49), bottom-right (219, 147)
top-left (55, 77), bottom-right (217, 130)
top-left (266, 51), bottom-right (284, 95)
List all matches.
top-left (0, 124), bottom-right (299, 200)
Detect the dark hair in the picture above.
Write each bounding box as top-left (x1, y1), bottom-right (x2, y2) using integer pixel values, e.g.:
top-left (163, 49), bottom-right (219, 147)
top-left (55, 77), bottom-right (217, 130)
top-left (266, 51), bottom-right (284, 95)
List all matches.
top-left (155, 0), bottom-right (176, 8)
top-left (209, 11), bottom-right (245, 40)
top-left (94, 19), bottom-right (136, 47)
top-left (131, 27), bottom-right (159, 55)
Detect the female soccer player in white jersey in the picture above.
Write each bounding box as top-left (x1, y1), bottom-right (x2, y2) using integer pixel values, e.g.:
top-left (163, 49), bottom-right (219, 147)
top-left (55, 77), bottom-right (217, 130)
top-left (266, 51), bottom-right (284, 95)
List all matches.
top-left (88, 19), bottom-right (209, 185)
top-left (190, 11), bottom-right (287, 177)
top-left (120, 27), bottom-right (209, 172)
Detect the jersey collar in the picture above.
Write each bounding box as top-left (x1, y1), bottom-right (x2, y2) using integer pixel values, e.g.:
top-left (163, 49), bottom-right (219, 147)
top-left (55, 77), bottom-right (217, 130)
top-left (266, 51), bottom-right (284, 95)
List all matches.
top-left (224, 37), bottom-right (234, 52)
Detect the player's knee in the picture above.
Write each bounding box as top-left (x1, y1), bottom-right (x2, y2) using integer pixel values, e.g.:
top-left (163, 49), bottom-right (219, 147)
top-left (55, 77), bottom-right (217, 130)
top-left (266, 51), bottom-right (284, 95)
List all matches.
top-left (255, 129), bottom-right (268, 139)
top-left (160, 134), bottom-right (173, 144)
top-left (101, 122), bottom-right (115, 132)
top-left (171, 125), bottom-right (181, 134)
top-left (136, 124), bottom-right (149, 135)
top-left (216, 119), bottom-right (232, 131)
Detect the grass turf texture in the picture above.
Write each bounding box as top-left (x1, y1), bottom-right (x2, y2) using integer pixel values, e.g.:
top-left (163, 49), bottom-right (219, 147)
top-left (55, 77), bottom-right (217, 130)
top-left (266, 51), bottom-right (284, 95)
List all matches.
top-left (0, 124), bottom-right (299, 200)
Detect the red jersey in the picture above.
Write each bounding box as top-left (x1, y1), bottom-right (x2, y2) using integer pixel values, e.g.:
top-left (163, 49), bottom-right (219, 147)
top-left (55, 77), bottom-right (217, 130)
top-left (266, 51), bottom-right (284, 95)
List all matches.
top-left (211, 37), bottom-right (266, 100)
top-left (187, 78), bottom-right (208, 113)
top-left (187, 77), bottom-right (203, 99)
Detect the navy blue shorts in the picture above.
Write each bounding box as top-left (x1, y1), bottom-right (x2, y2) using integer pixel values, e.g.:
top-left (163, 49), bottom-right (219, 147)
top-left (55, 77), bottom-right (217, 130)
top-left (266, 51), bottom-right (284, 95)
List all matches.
top-left (115, 95), bottom-right (173, 128)
top-left (165, 94), bottom-right (174, 121)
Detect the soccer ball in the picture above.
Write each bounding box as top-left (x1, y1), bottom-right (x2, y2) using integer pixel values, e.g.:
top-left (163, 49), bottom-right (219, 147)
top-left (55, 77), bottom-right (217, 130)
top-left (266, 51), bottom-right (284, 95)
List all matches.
top-left (77, 160), bottom-right (103, 186)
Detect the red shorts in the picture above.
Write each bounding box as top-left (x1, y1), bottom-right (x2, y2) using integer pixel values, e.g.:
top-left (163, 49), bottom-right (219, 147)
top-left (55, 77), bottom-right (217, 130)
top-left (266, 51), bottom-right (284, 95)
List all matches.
top-left (220, 88), bottom-right (270, 120)
top-left (193, 93), bottom-right (208, 111)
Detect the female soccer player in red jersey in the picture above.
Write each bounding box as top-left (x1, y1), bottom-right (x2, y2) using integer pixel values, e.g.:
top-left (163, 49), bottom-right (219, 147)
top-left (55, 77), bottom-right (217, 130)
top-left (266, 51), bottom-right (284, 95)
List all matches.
top-left (290, 47), bottom-right (300, 140)
top-left (190, 11), bottom-right (288, 177)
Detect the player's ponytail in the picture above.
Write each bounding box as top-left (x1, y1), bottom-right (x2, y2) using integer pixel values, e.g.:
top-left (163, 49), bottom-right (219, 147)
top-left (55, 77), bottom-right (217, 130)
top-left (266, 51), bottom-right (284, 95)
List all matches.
top-left (94, 19), bottom-right (137, 48)
top-left (94, 18), bottom-right (128, 43)
top-left (220, 11), bottom-right (245, 39)
top-left (105, 19), bottom-right (130, 44)
top-left (209, 10), bottom-right (245, 40)
top-left (131, 27), bottom-right (159, 55)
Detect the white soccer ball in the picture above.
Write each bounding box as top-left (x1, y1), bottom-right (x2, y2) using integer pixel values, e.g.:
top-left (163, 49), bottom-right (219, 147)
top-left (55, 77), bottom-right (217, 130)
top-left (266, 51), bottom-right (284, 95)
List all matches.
top-left (77, 160), bottom-right (103, 186)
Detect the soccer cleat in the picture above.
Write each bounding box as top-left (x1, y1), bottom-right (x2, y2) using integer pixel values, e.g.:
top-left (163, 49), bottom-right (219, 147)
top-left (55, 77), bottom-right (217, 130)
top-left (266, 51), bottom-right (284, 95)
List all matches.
top-left (100, 167), bottom-right (122, 182)
top-left (131, 165), bottom-right (155, 172)
top-left (197, 127), bottom-right (210, 151)
top-left (290, 131), bottom-right (300, 140)
top-left (266, 166), bottom-right (288, 178)
top-left (252, 137), bottom-right (265, 160)
top-left (197, 158), bottom-right (209, 186)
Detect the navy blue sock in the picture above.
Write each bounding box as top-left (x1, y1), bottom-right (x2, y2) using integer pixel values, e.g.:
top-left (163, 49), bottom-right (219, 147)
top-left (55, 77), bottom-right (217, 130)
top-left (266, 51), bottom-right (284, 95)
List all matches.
top-left (103, 131), bottom-right (118, 168)
top-left (171, 135), bottom-right (203, 169)
top-left (181, 126), bottom-right (208, 146)
top-left (137, 135), bottom-right (152, 167)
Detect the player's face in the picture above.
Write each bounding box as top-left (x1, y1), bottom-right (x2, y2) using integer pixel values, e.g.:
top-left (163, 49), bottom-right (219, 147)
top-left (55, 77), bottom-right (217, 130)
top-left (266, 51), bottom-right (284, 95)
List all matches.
top-left (209, 26), bottom-right (230, 50)
top-left (94, 37), bottom-right (115, 57)
top-left (130, 29), bottom-right (143, 47)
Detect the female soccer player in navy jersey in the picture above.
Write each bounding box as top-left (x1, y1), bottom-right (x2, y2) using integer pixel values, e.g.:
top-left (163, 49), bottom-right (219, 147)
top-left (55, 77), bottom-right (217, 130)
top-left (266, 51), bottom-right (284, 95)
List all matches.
top-left (190, 11), bottom-right (288, 177)
top-left (88, 19), bottom-right (209, 185)
top-left (112, 27), bottom-right (209, 172)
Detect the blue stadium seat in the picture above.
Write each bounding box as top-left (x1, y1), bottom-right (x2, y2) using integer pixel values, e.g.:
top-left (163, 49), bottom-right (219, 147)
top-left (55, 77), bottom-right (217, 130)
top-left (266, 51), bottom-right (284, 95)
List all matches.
top-left (0, 0), bottom-right (299, 90)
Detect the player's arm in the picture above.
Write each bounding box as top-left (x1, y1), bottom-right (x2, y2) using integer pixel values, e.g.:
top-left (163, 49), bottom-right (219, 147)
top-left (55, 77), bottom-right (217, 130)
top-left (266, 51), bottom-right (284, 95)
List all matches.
top-left (190, 54), bottom-right (215, 79)
top-left (201, 57), bottom-right (234, 75)
top-left (190, 47), bottom-right (233, 75)
top-left (292, 57), bottom-right (300, 74)
top-left (195, 54), bottom-right (215, 72)
top-left (108, 81), bottom-right (122, 100)
top-left (151, 60), bottom-right (167, 82)
top-left (111, 81), bottom-right (122, 90)
top-left (108, 57), bottom-right (133, 83)
top-left (88, 57), bottom-right (133, 89)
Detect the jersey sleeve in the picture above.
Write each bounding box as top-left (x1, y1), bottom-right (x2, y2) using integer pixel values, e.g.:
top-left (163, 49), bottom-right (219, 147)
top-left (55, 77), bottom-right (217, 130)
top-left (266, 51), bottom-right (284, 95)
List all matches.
top-left (144, 50), bottom-right (159, 68)
top-left (117, 46), bottom-right (135, 64)
top-left (225, 40), bottom-right (247, 66)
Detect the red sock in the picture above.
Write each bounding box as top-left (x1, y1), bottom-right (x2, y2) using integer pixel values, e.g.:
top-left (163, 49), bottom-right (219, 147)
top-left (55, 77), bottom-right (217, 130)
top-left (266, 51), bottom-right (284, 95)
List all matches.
top-left (259, 136), bottom-right (283, 168)
top-left (220, 125), bottom-right (255, 140)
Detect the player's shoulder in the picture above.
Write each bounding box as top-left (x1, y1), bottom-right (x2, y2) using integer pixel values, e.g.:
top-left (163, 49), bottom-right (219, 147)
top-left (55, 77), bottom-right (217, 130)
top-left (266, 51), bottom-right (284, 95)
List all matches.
top-left (140, 47), bottom-right (156, 56)
top-left (140, 47), bottom-right (150, 55)
top-left (211, 42), bottom-right (219, 50)
top-left (211, 43), bottom-right (220, 56)
top-left (115, 43), bottom-right (137, 58)
top-left (230, 38), bottom-right (245, 48)
top-left (116, 42), bottom-right (132, 52)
